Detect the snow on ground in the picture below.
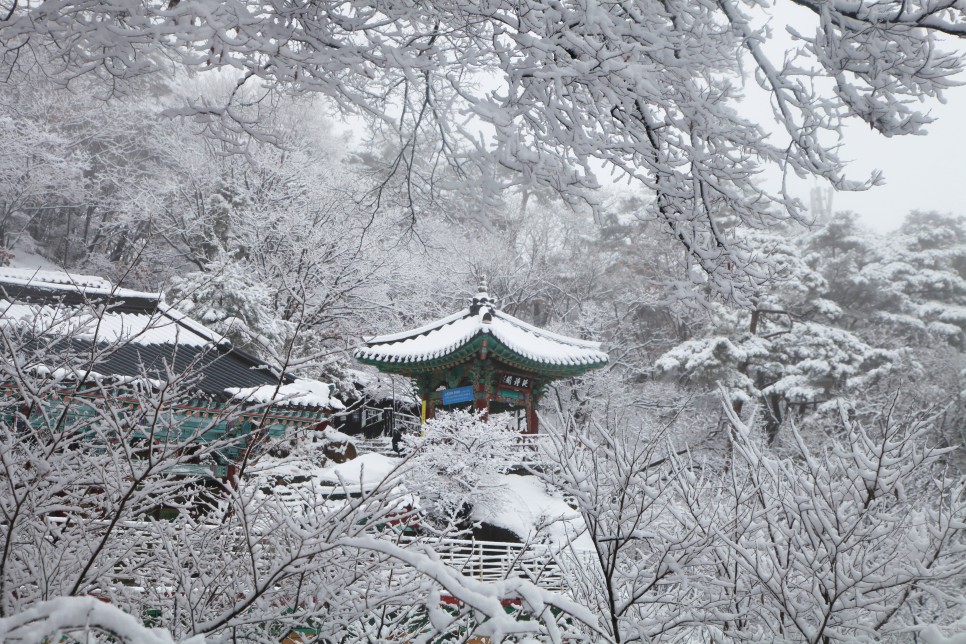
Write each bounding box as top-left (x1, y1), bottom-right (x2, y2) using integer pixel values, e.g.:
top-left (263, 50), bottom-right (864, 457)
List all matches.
top-left (474, 474), bottom-right (593, 552)
top-left (247, 449), bottom-right (416, 534)
top-left (317, 452), bottom-right (399, 490)
top-left (257, 448), bottom-right (590, 550)
top-left (5, 236), bottom-right (60, 272)
top-left (256, 451), bottom-right (400, 495)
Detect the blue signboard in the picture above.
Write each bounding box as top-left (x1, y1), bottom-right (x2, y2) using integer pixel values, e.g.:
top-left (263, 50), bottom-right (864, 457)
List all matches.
top-left (441, 385), bottom-right (475, 406)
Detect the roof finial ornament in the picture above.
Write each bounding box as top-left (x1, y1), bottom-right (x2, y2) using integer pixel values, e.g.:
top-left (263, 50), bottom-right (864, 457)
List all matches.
top-left (470, 273), bottom-right (495, 315)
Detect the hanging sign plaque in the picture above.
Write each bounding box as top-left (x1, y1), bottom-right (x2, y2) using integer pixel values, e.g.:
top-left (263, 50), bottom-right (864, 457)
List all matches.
top-left (441, 385), bottom-right (475, 406)
top-left (498, 372), bottom-right (532, 390)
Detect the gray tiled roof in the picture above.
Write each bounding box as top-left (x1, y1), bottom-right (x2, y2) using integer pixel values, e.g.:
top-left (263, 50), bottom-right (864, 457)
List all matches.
top-left (2, 279), bottom-right (288, 397)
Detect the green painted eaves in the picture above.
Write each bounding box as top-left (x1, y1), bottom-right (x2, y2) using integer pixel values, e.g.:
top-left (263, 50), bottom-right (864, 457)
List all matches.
top-left (356, 332), bottom-right (605, 379)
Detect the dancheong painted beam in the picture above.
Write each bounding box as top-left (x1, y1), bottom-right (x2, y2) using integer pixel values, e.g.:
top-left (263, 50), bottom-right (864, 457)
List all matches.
top-left (355, 281), bottom-right (607, 433)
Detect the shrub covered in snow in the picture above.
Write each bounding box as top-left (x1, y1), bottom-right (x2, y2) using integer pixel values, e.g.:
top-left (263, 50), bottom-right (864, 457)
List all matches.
top-left (403, 409), bottom-right (518, 534)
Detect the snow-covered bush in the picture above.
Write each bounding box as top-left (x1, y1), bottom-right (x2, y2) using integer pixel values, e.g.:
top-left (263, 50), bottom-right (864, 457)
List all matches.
top-left (694, 404), bottom-right (966, 641)
top-left (536, 404), bottom-right (718, 642)
top-left (403, 409), bottom-right (519, 534)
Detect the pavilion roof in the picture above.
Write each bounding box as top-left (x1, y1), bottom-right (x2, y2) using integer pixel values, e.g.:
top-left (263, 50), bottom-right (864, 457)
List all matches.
top-left (355, 290), bottom-right (608, 375)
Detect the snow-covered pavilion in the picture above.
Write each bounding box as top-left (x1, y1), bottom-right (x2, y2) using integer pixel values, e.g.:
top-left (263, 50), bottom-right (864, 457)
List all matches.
top-left (355, 282), bottom-right (607, 433)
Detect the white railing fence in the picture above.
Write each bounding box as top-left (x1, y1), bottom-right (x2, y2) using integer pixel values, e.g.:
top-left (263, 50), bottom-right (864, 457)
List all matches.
top-left (396, 536), bottom-right (572, 591)
top-left (511, 432), bottom-right (555, 463)
top-left (360, 405), bottom-right (421, 437)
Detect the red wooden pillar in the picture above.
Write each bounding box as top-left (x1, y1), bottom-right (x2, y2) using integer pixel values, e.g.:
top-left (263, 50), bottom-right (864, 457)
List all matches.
top-left (474, 389), bottom-right (488, 419)
top-left (525, 406), bottom-right (539, 435)
top-left (473, 356), bottom-right (489, 419)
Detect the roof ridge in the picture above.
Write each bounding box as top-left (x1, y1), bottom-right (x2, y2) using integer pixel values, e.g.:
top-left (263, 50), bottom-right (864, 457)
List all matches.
top-left (0, 268), bottom-right (161, 300)
top-left (0, 273), bottom-right (300, 394)
top-left (356, 309), bottom-right (607, 371)
top-left (363, 308), bottom-right (471, 345)
top-left (492, 310), bottom-right (603, 349)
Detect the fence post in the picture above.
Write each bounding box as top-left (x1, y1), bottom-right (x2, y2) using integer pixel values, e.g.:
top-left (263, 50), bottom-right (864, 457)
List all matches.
top-left (383, 406), bottom-right (394, 438)
top-left (480, 541), bottom-right (485, 580)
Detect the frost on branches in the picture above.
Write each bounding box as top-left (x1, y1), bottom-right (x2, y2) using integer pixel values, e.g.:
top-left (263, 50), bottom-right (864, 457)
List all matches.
top-left (535, 391), bottom-right (966, 642)
top-left (0, 276), bottom-right (964, 640)
top-left (403, 409), bottom-right (519, 535)
top-left (168, 257), bottom-right (294, 359)
top-left (0, 596), bottom-right (204, 644)
top-left (693, 402), bottom-right (966, 642)
top-left (654, 224), bottom-right (905, 442)
top-left (4, 0), bottom-right (966, 300)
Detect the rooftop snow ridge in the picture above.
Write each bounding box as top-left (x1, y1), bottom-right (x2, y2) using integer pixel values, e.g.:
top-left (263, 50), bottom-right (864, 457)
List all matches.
top-left (0, 269), bottom-right (297, 395)
top-left (0, 267), bottom-right (113, 290)
top-left (226, 379), bottom-right (346, 410)
top-left (0, 267), bottom-right (160, 300)
top-left (492, 310), bottom-right (603, 349)
top-left (357, 308), bottom-right (607, 367)
top-left (364, 309), bottom-right (470, 345)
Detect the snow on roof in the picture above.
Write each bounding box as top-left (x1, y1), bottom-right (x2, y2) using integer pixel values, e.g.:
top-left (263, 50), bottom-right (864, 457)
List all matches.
top-left (156, 302), bottom-right (230, 346)
top-left (226, 379), bottom-right (346, 410)
top-left (365, 309), bottom-right (471, 345)
top-left (0, 267), bottom-right (155, 299)
top-left (356, 295), bottom-right (607, 368)
top-left (0, 267), bottom-right (244, 349)
top-left (0, 299), bottom-right (216, 348)
top-left (0, 269), bottom-right (305, 395)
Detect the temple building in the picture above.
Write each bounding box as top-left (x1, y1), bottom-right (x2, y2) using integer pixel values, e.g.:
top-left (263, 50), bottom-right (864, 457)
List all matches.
top-left (0, 268), bottom-right (342, 480)
top-left (355, 283), bottom-right (608, 433)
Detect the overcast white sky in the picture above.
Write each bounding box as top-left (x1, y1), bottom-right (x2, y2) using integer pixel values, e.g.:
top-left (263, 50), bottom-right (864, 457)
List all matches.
top-left (826, 95), bottom-right (966, 231)
top-left (755, 5), bottom-right (966, 232)
top-left (750, 84), bottom-right (966, 233)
